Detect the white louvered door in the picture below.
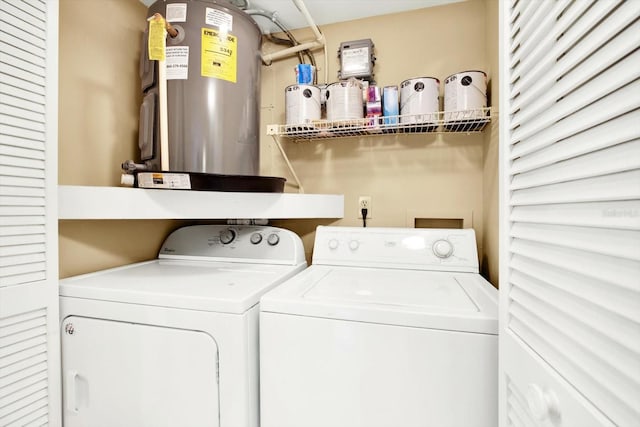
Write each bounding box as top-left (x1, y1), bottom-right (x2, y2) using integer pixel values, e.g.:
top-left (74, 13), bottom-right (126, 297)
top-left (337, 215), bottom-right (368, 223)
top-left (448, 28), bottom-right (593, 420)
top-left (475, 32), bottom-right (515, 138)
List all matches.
top-left (499, 0), bottom-right (640, 426)
top-left (0, 0), bottom-right (61, 426)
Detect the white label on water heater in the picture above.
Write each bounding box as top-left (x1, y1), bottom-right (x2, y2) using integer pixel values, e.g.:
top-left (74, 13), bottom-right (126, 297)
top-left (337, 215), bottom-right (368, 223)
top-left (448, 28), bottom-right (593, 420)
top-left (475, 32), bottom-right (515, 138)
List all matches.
top-left (206, 8), bottom-right (233, 32)
top-left (137, 173), bottom-right (191, 190)
top-left (166, 3), bottom-right (187, 23)
top-left (166, 46), bottom-right (189, 80)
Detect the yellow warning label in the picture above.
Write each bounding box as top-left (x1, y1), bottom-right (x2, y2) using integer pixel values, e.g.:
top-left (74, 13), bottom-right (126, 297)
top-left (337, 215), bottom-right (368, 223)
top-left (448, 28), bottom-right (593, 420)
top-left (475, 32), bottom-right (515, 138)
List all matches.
top-left (148, 18), bottom-right (166, 61)
top-left (201, 28), bottom-right (237, 83)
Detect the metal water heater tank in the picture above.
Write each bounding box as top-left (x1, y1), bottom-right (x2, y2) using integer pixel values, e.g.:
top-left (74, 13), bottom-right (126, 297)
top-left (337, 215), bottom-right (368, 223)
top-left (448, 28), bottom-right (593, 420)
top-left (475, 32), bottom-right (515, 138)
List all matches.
top-left (139, 0), bottom-right (262, 175)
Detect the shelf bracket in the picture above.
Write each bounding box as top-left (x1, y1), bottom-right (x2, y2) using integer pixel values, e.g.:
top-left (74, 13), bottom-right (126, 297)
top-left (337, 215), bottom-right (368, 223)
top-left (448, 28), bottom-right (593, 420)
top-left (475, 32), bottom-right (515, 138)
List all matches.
top-left (270, 134), bottom-right (305, 194)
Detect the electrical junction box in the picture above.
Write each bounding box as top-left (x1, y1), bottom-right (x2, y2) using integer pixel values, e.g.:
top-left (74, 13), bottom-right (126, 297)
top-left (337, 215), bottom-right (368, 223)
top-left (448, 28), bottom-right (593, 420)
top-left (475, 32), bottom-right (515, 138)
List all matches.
top-left (338, 39), bottom-right (376, 81)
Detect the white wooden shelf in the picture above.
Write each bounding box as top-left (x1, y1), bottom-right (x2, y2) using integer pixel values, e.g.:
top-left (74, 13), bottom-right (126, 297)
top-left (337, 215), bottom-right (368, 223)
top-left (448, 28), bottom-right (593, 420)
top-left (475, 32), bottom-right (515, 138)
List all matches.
top-left (58, 185), bottom-right (344, 220)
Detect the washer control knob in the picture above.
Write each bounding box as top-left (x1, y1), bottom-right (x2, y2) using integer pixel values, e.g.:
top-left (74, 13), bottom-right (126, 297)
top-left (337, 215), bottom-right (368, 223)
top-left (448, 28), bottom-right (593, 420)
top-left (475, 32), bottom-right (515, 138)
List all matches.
top-left (349, 240), bottom-right (360, 251)
top-left (219, 229), bottom-right (236, 245)
top-left (328, 239), bottom-right (339, 250)
top-left (432, 239), bottom-right (454, 258)
top-left (250, 233), bottom-right (263, 244)
top-left (267, 233), bottom-right (280, 246)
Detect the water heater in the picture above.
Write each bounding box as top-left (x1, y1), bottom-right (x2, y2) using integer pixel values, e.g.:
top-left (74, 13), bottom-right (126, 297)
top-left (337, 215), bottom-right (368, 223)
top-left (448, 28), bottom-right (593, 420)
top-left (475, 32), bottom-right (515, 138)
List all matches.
top-left (138, 0), bottom-right (262, 176)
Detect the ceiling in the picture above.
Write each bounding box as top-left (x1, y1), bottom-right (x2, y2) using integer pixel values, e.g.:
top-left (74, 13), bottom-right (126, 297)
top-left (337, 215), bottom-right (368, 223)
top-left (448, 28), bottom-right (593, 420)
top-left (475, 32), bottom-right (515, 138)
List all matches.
top-left (141, 0), bottom-right (463, 32)
top-left (245, 0), bottom-right (463, 31)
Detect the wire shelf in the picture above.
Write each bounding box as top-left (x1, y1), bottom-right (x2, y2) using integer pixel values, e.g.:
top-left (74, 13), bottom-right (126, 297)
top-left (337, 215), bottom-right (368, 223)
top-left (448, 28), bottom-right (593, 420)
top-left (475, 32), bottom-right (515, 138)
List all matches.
top-left (267, 107), bottom-right (491, 141)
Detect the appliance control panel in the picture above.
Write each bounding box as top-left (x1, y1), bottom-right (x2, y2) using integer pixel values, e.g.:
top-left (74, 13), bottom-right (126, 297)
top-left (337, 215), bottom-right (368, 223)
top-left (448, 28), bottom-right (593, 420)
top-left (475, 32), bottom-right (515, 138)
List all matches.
top-left (312, 226), bottom-right (479, 272)
top-left (158, 225), bottom-right (305, 265)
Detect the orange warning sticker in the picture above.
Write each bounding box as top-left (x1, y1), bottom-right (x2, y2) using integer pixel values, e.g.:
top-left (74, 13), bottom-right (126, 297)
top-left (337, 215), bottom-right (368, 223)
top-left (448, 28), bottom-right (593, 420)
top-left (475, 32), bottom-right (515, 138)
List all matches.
top-left (201, 28), bottom-right (237, 83)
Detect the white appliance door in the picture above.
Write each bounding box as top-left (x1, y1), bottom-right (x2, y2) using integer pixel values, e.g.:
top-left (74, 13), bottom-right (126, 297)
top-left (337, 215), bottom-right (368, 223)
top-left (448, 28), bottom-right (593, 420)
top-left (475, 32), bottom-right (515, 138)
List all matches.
top-left (61, 316), bottom-right (219, 427)
top-left (260, 312), bottom-right (498, 427)
top-left (499, 0), bottom-right (640, 426)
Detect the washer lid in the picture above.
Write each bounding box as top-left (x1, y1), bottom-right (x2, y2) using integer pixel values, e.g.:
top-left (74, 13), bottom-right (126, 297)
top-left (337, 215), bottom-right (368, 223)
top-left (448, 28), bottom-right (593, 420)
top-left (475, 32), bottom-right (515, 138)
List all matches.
top-left (260, 265), bottom-right (498, 334)
top-left (59, 259), bottom-right (305, 314)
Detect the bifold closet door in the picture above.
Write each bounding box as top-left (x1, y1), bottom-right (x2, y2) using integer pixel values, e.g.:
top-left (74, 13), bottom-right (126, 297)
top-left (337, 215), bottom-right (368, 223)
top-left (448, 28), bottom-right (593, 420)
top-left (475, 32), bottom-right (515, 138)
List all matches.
top-left (499, 0), bottom-right (640, 426)
top-left (0, 0), bottom-right (61, 425)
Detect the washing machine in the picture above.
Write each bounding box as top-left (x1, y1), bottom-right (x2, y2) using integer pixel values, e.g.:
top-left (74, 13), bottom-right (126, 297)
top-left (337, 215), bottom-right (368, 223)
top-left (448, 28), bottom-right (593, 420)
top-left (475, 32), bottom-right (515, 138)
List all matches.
top-left (59, 225), bottom-right (305, 427)
top-left (260, 226), bottom-right (498, 427)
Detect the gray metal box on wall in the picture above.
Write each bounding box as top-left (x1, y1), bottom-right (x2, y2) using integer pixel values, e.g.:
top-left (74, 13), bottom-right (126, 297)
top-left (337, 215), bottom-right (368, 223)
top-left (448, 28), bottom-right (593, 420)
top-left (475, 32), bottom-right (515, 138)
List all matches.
top-left (337, 38), bottom-right (376, 81)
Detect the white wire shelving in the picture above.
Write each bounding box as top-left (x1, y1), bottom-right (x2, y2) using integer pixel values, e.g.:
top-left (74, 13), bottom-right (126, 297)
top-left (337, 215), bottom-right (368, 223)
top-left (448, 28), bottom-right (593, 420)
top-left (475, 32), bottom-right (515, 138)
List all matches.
top-left (267, 107), bottom-right (492, 193)
top-left (267, 107), bottom-right (492, 142)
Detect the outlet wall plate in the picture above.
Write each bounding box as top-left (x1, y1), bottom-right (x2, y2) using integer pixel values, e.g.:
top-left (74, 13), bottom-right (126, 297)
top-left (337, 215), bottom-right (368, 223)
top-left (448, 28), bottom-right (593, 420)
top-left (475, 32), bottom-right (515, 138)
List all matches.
top-left (358, 195), bottom-right (372, 218)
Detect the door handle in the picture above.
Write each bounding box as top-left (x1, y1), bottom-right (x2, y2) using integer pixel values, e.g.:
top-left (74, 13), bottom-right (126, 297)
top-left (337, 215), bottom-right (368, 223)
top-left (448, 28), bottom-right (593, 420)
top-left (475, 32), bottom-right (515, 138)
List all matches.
top-left (65, 370), bottom-right (79, 414)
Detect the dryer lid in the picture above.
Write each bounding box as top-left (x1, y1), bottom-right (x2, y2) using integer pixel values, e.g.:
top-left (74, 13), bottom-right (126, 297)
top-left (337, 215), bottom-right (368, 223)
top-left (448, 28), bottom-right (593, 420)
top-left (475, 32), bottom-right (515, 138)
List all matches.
top-left (59, 259), bottom-right (305, 314)
top-left (260, 265), bottom-right (498, 334)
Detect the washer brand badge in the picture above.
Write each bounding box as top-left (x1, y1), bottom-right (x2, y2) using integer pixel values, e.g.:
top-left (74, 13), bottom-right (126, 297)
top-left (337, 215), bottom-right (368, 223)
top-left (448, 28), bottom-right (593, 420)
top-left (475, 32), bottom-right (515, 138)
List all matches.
top-left (201, 28), bottom-right (238, 82)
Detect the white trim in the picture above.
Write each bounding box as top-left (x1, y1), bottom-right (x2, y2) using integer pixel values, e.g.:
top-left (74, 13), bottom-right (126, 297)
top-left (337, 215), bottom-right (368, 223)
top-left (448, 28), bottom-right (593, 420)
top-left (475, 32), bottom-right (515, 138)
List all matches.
top-left (497, 1), bottom-right (511, 425)
top-left (45, 0), bottom-right (61, 424)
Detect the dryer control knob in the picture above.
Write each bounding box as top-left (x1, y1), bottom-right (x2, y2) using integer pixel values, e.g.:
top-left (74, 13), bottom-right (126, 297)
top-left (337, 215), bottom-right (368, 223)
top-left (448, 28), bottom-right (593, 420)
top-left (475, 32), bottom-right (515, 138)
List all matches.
top-left (219, 229), bottom-right (236, 245)
top-left (432, 239), bottom-right (454, 258)
top-left (349, 240), bottom-right (360, 251)
top-left (267, 233), bottom-right (280, 246)
top-left (328, 239), bottom-right (339, 250)
top-left (250, 233), bottom-right (263, 244)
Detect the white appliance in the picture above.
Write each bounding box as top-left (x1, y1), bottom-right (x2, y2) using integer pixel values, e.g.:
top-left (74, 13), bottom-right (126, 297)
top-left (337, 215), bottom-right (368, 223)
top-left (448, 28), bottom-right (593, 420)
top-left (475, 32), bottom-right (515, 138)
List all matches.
top-left (260, 226), bottom-right (498, 427)
top-left (59, 225), bottom-right (306, 427)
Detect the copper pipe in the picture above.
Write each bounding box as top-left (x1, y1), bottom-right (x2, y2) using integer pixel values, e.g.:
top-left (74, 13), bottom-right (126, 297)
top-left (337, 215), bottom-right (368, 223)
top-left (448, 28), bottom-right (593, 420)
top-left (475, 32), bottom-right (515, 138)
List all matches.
top-left (152, 13), bottom-right (178, 38)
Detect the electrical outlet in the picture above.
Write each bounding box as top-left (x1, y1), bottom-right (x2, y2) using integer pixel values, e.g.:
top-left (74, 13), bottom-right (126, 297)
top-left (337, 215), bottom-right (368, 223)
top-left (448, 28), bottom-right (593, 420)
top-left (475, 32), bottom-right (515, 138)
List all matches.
top-left (358, 196), bottom-right (372, 219)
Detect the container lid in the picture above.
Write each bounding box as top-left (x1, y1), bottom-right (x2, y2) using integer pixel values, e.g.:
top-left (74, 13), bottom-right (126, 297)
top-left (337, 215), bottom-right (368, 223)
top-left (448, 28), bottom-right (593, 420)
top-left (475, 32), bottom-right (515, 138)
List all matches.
top-left (286, 84), bottom-right (318, 90)
top-left (401, 77), bottom-right (440, 84)
top-left (328, 80), bottom-right (363, 88)
top-left (445, 70), bottom-right (487, 80)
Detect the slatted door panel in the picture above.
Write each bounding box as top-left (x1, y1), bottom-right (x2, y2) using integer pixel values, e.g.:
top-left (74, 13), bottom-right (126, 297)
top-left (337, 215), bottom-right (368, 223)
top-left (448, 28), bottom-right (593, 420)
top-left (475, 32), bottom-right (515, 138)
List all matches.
top-left (499, 0), bottom-right (640, 426)
top-left (0, 0), bottom-right (61, 426)
top-left (0, 309), bottom-right (49, 426)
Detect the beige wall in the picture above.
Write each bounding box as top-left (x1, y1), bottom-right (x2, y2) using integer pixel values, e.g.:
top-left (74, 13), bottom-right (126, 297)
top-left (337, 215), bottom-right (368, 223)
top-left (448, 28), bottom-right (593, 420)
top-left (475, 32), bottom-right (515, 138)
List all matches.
top-left (58, 0), bottom-right (499, 285)
top-left (59, 0), bottom-right (145, 186)
top-left (262, 0), bottom-right (496, 278)
top-left (482, 0), bottom-right (500, 286)
top-left (58, 0), bottom-right (183, 278)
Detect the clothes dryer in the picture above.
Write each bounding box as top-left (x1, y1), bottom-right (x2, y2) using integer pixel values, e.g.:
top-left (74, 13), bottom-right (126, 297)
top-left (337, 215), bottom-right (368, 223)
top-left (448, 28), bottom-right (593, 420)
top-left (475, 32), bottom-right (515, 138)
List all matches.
top-left (260, 226), bottom-right (498, 427)
top-left (59, 225), bottom-right (305, 427)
